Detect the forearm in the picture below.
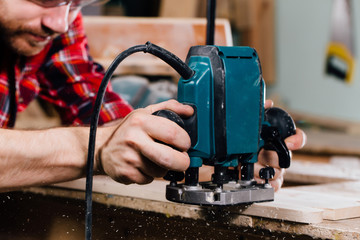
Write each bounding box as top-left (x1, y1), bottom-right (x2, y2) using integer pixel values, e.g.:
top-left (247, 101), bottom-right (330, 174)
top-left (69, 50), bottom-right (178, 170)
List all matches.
top-left (0, 126), bottom-right (113, 192)
top-left (0, 100), bottom-right (194, 191)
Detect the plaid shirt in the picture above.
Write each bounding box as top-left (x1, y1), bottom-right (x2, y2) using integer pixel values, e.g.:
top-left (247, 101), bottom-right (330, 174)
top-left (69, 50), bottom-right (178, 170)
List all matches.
top-left (0, 13), bottom-right (132, 128)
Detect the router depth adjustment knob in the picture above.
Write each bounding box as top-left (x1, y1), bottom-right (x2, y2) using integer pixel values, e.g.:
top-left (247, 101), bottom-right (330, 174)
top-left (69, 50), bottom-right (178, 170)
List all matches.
top-left (163, 171), bottom-right (185, 186)
top-left (259, 167), bottom-right (275, 185)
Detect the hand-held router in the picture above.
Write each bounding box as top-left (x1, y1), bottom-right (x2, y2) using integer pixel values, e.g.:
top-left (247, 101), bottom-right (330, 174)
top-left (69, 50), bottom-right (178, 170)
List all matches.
top-left (154, 45), bottom-right (296, 206)
top-left (85, 1), bottom-right (295, 238)
top-left (85, 42), bottom-right (295, 239)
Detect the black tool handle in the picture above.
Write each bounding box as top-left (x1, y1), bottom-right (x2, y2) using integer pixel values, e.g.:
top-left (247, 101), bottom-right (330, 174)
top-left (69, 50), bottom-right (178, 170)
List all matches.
top-left (261, 107), bottom-right (296, 168)
top-left (265, 107), bottom-right (296, 139)
top-left (153, 109), bottom-right (186, 183)
top-left (153, 109), bottom-right (185, 129)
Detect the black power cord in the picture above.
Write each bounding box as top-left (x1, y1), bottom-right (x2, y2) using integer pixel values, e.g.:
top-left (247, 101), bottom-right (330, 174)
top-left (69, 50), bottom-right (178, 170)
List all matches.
top-left (206, 0), bottom-right (216, 45)
top-left (85, 41), bottom-right (194, 240)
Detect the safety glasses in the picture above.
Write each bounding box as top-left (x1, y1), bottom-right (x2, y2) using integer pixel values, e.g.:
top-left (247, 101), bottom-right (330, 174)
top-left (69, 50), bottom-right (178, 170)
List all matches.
top-left (27, 0), bottom-right (110, 10)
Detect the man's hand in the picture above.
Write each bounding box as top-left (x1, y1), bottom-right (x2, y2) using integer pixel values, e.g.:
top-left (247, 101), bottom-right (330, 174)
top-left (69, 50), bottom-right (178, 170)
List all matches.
top-left (97, 98), bottom-right (306, 191)
top-left (97, 100), bottom-right (194, 185)
top-left (254, 100), bottom-right (307, 191)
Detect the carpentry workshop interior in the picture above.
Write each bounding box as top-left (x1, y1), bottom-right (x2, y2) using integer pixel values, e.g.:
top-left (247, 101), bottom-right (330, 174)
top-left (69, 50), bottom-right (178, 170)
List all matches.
top-left (1, 0), bottom-right (360, 239)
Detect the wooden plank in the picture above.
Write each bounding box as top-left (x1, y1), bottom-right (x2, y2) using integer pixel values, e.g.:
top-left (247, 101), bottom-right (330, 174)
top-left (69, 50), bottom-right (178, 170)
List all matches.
top-left (288, 181), bottom-right (360, 201)
top-left (285, 158), bottom-right (360, 184)
top-left (55, 175), bottom-right (167, 202)
top-left (290, 110), bottom-right (360, 136)
top-left (242, 187), bottom-right (360, 222)
top-left (55, 177), bottom-right (324, 224)
top-left (275, 189), bottom-right (360, 220)
top-left (52, 177), bottom-right (360, 224)
top-left (53, 177), bottom-right (325, 224)
top-left (299, 128), bottom-right (360, 156)
top-left (241, 201), bottom-right (324, 224)
top-left (83, 16), bottom-right (232, 79)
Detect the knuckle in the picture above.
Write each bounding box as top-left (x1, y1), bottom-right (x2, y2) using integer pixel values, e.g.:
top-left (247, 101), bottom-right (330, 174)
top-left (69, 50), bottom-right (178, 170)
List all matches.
top-left (122, 151), bottom-right (139, 166)
top-left (129, 115), bottom-right (144, 127)
top-left (118, 169), bottom-right (137, 184)
top-left (122, 131), bottom-right (139, 148)
top-left (167, 99), bottom-right (178, 107)
top-left (112, 174), bottom-right (131, 185)
top-left (138, 177), bottom-right (154, 185)
top-left (155, 169), bottom-right (168, 178)
top-left (165, 127), bottom-right (178, 142)
top-left (159, 154), bottom-right (172, 169)
top-left (164, 126), bottom-right (190, 149)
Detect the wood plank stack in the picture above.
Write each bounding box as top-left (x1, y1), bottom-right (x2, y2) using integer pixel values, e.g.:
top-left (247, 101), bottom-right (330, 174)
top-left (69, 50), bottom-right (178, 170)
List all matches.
top-left (51, 176), bottom-right (360, 225)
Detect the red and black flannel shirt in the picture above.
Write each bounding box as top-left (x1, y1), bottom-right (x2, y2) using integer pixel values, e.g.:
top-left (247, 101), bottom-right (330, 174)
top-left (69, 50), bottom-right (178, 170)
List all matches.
top-left (0, 13), bottom-right (132, 128)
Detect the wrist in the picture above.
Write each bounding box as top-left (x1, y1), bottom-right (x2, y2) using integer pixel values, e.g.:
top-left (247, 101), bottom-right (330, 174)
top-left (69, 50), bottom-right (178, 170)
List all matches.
top-left (94, 147), bottom-right (105, 175)
top-left (93, 124), bottom-right (118, 174)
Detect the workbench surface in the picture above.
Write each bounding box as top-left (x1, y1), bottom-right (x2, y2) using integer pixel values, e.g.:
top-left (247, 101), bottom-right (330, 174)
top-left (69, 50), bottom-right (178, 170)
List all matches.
top-left (1, 174), bottom-right (358, 240)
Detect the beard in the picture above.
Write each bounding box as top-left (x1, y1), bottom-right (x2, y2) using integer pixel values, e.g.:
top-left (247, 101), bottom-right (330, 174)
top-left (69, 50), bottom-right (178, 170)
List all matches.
top-left (0, 17), bottom-right (58, 57)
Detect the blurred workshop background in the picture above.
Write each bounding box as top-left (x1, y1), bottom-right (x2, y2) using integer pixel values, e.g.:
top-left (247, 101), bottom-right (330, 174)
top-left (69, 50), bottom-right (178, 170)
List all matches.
top-left (81, 0), bottom-right (360, 127)
top-left (75, 0), bottom-right (360, 183)
top-left (17, 0), bottom-right (360, 167)
top-left (4, 1), bottom-right (360, 240)
top-left (13, 0), bottom-right (360, 166)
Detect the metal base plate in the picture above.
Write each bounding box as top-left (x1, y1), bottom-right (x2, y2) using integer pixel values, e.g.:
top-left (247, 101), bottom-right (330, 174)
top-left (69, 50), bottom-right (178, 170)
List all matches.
top-left (166, 181), bottom-right (274, 206)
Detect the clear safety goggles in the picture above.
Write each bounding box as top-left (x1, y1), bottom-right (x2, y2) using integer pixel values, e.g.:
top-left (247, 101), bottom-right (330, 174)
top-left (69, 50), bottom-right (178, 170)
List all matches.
top-left (27, 0), bottom-right (110, 10)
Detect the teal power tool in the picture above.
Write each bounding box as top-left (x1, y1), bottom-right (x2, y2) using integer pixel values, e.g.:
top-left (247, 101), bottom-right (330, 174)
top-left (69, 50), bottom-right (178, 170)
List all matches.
top-left (154, 45), bottom-right (296, 205)
top-left (85, 0), bottom-right (296, 238)
top-left (85, 42), bottom-right (296, 239)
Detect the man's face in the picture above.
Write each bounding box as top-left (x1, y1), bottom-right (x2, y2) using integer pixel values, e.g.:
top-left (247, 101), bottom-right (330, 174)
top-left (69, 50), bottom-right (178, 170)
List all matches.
top-left (0, 0), bottom-right (80, 56)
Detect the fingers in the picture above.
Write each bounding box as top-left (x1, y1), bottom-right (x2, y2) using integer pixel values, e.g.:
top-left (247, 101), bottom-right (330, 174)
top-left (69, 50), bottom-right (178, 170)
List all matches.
top-left (145, 114), bottom-right (191, 152)
top-left (100, 132), bottom-right (177, 185)
top-left (255, 150), bottom-right (283, 180)
top-left (143, 143), bottom-right (190, 171)
top-left (258, 128), bottom-right (305, 191)
top-left (254, 160), bottom-right (283, 182)
top-left (264, 98), bottom-right (307, 151)
top-left (134, 126), bottom-right (191, 171)
top-left (139, 156), bottom-right (169, 179)
top-left (121, 110), bottom-right (191, 152)
top-left (99, 142), bottom-right (155, 185)
top-left (257, 148), bottom-right (280, 168)
top-left (254, 149), bottom-right (284, 192)
top-left (253, 161), bottom-right (285, 192)
top-left (241, 157), bottom-right (284, 192)
top-left (285, 128), bottom-right (307, 150)
top-left (145, 99), bottom-right (194, 117)
top-left (101, 98), bottom-right (305, 189)
top-left (254, 127), bottom-right (306, 192)
top-left (254, 172), bottom-right (284, 192)
top-left (99, 100), bottom-right (192, 185)
top-left (115, 155), bottom-right (169, 185)
top-left (265, 99), bottom-right (274, 109)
